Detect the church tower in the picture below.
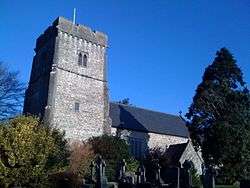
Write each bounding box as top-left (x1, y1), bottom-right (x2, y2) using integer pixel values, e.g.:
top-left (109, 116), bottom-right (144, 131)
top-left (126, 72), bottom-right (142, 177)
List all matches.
top-left (24, 17), bottom-right (110, 140)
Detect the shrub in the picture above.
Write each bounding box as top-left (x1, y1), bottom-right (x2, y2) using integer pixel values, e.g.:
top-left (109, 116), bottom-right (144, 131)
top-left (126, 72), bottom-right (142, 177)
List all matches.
top-left (88, 134), bottom-right (139, 181)
top-left (49, 171), bottom-right (82, 188)
top-left (0, 116), bottom-right (70, 187)
top-left (50, 141), bottom-right (94, 188)
top-left (68, 141), bottom-right (94, 179)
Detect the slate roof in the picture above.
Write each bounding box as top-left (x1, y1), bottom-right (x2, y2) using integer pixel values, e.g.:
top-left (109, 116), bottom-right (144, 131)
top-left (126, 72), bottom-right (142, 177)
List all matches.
top-left (109, 102), bottom-right (189, 138)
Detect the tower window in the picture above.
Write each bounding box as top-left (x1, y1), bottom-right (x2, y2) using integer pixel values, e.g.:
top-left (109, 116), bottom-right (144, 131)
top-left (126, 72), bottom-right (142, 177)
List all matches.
top-left (74, 102), bottom-right (80, 112)
top-left (78, 52), bottom-right (87, 67)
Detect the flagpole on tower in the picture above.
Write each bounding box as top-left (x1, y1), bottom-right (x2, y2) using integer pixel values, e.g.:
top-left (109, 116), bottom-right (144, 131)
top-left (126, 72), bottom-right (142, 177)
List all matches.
top-left (73, 8), bottom-right (76, 24)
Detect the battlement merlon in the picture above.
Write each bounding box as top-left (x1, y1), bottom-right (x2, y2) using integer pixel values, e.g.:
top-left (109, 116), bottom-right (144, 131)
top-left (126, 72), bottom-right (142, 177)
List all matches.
top-left (35, 16), bottom-right (108, 52)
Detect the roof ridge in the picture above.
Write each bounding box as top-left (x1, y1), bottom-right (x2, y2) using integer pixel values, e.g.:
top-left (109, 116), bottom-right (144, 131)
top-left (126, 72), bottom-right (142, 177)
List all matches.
top-left (110, 101), bottom-right (182, 119)
top-left (169, 142), bottom-right (188, 147)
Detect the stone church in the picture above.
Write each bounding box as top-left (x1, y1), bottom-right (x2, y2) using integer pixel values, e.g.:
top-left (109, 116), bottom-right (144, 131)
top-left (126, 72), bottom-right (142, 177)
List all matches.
top-left (23, 17), bottom-right (202, 173)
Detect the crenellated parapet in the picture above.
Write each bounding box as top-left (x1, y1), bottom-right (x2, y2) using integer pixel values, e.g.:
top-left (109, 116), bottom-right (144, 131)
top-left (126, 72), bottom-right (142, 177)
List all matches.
top-left (35, 16), bottom-right (107, 52)
top-left (54, 17), bottom-right (107, 47)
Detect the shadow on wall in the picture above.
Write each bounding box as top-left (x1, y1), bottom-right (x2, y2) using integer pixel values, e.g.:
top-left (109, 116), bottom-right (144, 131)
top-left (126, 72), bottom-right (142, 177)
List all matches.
top-left (117, 105), bottom-right (150, 160)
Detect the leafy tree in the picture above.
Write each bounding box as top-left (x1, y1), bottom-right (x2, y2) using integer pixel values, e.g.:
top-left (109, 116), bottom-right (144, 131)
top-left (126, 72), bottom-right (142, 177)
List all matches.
top-left (88, 135), bottom-right (138, 181)
top-left (118, 98), bottom-right (131, 105)
top-left (0, 62), bottom-right (24, 119)
top-left (0, 116), bottom-right (70, 187)
top-left (186, 48), bottom-right (250, 181)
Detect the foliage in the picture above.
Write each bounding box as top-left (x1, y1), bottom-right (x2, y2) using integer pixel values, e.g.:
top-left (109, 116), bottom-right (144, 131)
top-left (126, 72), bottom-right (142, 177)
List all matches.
top-left (0, 62), bottom-right (24, 119)
top-left (144, 147), bottom-right (169, 167)
top-left (49, 171), bottom-right (82, 188)
top-left (144, 148), bottom-right (202, 186)
top-left (88, 134), bottom-right (139, 181)
top-left (216, 171), bottom-right (237, 185)
top-left (215, 185), bottom-right (239, 188)
top-left (126, 157), bottom-right (139, 174)
top-left (68, 141), bottom-right (94, 179)
top-left (153, 147), bottom-right (175, 166)
top-left (49, 141), bottom-right (93, 188)
top-left (46, 127), bottom-right (70, 172)
top-left (190, 163), bottom-right (202, 188)
top-left (0, 116), bottom-right (70, 187)
top-left (118, 98), bottom-right (131, 105)
top-left (143, 147), bottom-right (169, 183)
top-left (186, 48), bottom-right (250, 181)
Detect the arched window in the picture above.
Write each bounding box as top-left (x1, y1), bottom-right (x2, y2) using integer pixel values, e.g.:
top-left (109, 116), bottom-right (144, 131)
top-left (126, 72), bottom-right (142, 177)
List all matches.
top-left (78, 52), bottom-right (87, 67)
top-left (83, 54), bottom-right (87, 67)
top-left (78, 53), bottom-right (83, 66)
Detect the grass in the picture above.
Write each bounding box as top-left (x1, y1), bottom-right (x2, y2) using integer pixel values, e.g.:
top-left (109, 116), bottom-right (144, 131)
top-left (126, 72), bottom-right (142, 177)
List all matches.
top-left (215, 185), bottom-right (239, 188)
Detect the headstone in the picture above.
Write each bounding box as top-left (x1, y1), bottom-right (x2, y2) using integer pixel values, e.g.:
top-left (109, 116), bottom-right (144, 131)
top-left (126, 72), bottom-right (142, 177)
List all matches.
top-left (140, 163), bottom-right (146, 184)
top-left (90, 161), bottom-right (95, 183)
top-left (95, 155), bottom-right (108, 188)
top-left (118, 159), bottom-right (127, 181)
top-left (155, 161), bottom-right (164, 185)
top-left (135, 162), bottom-right (146, 184)
top-left (202, 166), bottom-right (216, 188)
top-left (135, 168), bottom-right (142, 184)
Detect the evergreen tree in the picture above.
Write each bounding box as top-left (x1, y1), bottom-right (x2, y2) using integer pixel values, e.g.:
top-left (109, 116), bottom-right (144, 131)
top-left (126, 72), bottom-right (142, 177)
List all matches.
top-left (186, 48), bottom-right (250, 181)
top-left (0, 116), bottom-right (70, 187)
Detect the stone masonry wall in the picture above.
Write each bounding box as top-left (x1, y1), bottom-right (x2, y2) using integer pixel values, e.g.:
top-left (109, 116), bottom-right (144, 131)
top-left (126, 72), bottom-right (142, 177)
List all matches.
top-left (23, 30), bottom-right (56, 117)
top-left (115, 128), bottom-right (188, 157)
top-left (180, 142), bottom-right (203, 174)
top-left (44, 17), bottom-right (110, 141)
top-left (148, 132), bottom-right (188, 149)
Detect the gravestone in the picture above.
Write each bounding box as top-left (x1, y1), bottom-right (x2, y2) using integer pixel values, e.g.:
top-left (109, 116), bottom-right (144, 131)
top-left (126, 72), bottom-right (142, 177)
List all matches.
top-left (135, 162), bottom-right (152, 188)
top-left (118, 159), bottom-right (126, 182)
top-left (117, 159), bottom-right (134, 188)
top-left (202, 166), bottom-right (216, 188)
top-left (155, 162), bottom-right (163, 184)
top-left (135, 162), bottom-right (146, 184)
top-left (90, 161), bottom-right (95, 183)
top-left (96, 155), bottom-right (108, 188)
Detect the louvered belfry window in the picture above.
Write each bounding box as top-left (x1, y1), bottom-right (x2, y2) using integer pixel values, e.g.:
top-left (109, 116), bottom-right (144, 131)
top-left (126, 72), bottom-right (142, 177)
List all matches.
top-left (78, 52), bottom-right (87, 67)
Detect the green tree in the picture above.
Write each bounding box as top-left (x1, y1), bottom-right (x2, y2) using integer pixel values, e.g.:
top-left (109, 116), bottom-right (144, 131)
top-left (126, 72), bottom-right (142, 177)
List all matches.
top-left (118, 98), bottom-right (131, 105)
top-left (186, 48), bottom-right (250, 181)
top-left (88, 135), bottom-right (138, 181)
top-left (0, 116), bottom-right (70, 187)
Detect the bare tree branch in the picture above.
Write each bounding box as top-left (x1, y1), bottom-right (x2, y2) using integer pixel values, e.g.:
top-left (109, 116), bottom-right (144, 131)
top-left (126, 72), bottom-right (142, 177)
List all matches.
top-left (0, 62), bottom-right (25, 119)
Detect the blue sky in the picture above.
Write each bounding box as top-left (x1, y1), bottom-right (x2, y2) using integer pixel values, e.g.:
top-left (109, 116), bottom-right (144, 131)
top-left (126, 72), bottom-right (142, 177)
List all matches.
top-left (1, 0), bottom-right (250, 115)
